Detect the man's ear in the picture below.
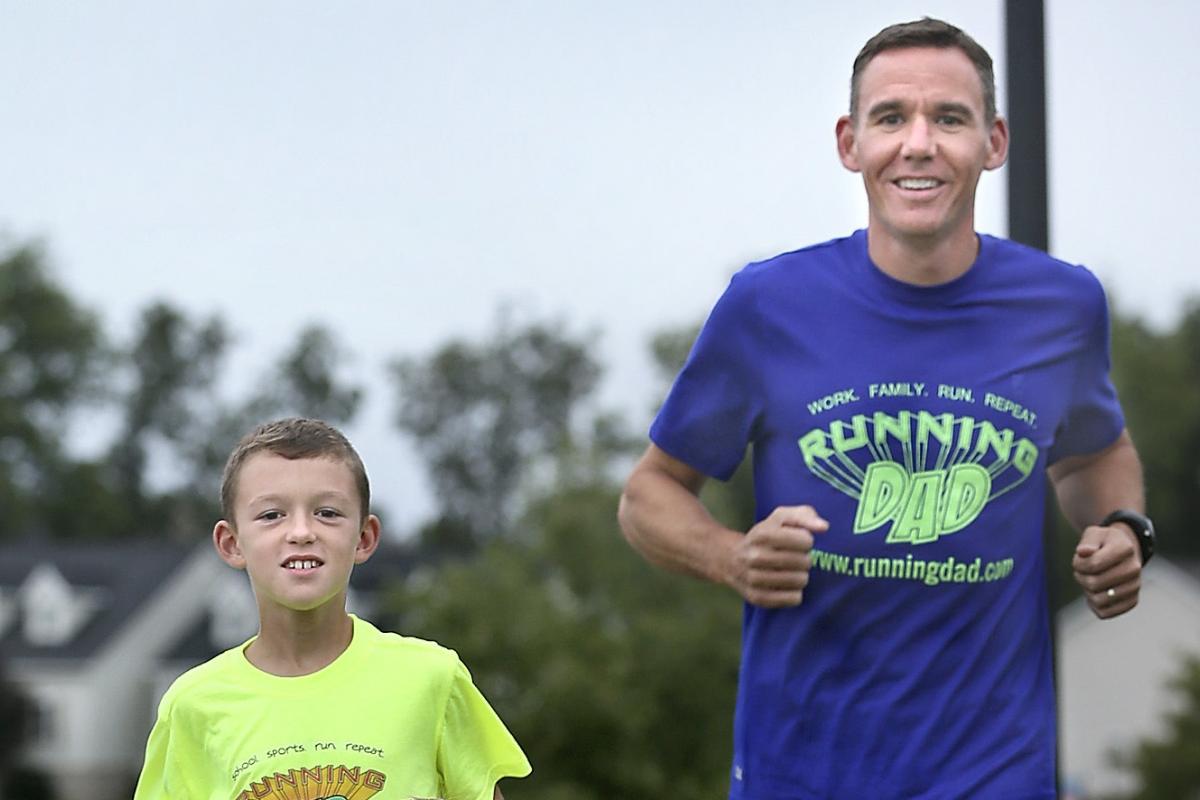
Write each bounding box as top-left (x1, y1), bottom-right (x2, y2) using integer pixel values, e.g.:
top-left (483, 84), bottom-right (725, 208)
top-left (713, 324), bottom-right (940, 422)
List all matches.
top-left (213, 520), bottom-right (246, 570)
top-left (836, 115), bottom-right (861, 172)
top-left (354, 515), bottom-right (383, 564)
top-left (984, 115), bottom-right (1010, 171)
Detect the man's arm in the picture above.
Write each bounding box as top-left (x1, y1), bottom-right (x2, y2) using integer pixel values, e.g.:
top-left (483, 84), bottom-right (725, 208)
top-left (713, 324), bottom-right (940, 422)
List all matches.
top-left (618, 444), bottom-right (828, 608)
top-left (1047, 428), bottom-right (1146, 619)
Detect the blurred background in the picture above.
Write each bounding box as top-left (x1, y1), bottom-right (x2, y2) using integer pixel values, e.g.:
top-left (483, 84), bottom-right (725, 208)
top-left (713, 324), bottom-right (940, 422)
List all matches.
top-left (1, 1), bottom-right (1198, 798)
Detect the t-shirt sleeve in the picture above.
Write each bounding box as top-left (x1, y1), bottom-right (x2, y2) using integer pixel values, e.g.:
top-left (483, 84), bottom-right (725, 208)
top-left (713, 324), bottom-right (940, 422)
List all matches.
top-left (437, 658), bottom-right (531, 800)
top-left (1048, 272), bottom-right (1126, 463)
top-left (132, 693), bottom-right (203, 799)
top-left (650, 270), bottom-right (763, 480)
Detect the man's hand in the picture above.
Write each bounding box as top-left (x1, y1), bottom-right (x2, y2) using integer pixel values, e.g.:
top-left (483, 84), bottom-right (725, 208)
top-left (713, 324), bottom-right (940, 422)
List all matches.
top-left (726, 505), bottom-right (828, 608)
top-left (1072, 523), bottom-right (1142, 619)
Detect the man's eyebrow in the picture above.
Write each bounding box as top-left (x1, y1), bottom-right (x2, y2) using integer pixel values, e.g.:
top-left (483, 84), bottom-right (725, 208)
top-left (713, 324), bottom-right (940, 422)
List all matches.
top-left (865, 100), bottom-right (905, 119)
top-left (935, 101), bottom-right (976, 119)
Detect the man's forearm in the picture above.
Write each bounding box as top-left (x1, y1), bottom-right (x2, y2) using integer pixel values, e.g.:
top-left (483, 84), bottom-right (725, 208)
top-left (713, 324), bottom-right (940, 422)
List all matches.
top-left (618, 460), bottom-right (739, 587)
top-left (1049, 429), bottom-right (1144, 532)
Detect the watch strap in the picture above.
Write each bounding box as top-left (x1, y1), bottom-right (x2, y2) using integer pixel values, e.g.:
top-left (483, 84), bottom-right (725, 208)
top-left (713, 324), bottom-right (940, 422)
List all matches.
top-left (1100, 509), bottom-right (1155, 565)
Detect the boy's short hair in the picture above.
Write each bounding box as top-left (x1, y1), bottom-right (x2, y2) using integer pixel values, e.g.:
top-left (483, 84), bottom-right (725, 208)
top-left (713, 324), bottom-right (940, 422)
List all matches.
top-left (850, 17), bottom-right (997, 123)
top-left (220, 417), bottom-right (370, 523)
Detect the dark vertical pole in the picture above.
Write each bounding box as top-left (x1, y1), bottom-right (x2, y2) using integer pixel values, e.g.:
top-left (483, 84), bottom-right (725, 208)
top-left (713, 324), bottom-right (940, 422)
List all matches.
top-left (1005, 0), bottom-right (1049, 251)
top-left (1005, 1), bottom-right (1058, 794)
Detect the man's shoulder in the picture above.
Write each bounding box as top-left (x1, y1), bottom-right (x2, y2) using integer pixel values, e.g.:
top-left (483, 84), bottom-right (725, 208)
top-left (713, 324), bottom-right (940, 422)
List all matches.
top-left (983, 234), bottom-right (1103, 287)
top-left (742, 231), bottom-right (863, 276)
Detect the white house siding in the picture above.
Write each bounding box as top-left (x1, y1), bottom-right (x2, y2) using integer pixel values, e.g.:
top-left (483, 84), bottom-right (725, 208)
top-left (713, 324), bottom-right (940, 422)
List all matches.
top-left (1057, 558), bottom-right (1200, 798)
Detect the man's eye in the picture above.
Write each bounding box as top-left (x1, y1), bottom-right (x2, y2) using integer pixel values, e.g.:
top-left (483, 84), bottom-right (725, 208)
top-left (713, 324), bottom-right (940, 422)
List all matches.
top-left (879, 114), bottom-right (903, 126)
top-left (938, 115), bottom-right (964, 126)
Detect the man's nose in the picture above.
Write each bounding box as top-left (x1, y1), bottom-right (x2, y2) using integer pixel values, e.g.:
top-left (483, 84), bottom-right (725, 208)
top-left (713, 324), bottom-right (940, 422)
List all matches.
top-left (901, 116), bottom-right (936, 158)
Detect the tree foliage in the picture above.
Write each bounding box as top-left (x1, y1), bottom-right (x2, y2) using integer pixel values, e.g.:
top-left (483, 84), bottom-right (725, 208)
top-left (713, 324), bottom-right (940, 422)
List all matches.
top-left (1109, 653), bottom-right (1200, 799)
top-left (390, 480), bottom-right (742, 800)
top-left (0, 246), bottom-right (106, 533)
top-left (391, 313), bottom-right (607, 548)
top-left (0, 243), bottom-right (363, 539)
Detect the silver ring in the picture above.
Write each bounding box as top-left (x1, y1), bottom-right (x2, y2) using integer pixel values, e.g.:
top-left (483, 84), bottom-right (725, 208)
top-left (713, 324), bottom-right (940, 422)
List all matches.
top-left (1106, 588), bottom-right (1116, 599)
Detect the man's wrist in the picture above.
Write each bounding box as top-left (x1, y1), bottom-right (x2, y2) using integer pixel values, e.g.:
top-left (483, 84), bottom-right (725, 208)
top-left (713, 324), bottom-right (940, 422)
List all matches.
top-left (1100, 509), bottom-right (1155, 565)
top-left (1108, 521), bottom-right (1140, 558)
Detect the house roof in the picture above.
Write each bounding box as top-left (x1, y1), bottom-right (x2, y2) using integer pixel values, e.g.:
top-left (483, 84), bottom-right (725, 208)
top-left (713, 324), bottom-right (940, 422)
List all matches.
top-left (0, 538), bottom-right (196, 661)
top-left (1, 538), bottom-right (418, 665)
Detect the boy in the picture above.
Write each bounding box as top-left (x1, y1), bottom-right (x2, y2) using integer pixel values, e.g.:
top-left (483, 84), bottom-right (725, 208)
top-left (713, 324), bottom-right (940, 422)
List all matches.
top-left (134, 417), bottom-right (530, 799)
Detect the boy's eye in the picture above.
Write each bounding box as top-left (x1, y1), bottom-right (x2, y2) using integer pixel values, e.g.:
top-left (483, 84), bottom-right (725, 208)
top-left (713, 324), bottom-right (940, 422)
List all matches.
top-left (257, 510), bottom-right (283, 521)
top-left (316, 508), bottom-right (343, 519)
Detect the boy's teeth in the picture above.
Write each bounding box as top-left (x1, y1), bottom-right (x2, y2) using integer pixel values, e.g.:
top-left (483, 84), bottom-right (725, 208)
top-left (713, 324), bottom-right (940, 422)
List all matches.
top-left (286, 560), bottom-right (318, 569)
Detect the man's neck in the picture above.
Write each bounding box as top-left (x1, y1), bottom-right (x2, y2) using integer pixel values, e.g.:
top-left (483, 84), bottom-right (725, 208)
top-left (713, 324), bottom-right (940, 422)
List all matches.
top-left (245, 602), bottom-right (354, 677)
top-left (865, 224), bottom-right (981, 287)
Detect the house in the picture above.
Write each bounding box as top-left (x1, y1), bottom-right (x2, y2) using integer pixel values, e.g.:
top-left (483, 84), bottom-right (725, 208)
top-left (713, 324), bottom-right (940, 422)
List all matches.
top-left (0, 538), bottom-right (412, 800)
top-left (1057, 558), bottom-right (1200, 798)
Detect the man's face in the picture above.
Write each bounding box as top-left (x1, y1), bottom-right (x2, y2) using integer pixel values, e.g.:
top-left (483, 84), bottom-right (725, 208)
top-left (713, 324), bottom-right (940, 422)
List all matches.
top-left (213, 453), bottom-right (379, 616)
top-left (836, 46), bottom-right (1008, 248)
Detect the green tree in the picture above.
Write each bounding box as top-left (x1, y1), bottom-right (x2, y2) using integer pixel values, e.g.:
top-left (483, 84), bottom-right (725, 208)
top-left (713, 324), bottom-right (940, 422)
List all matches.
top-left (259, 325), bottom-right (362, 424)
top-left (391, 313), bottom-right (606, 549)
top-left (0, 245), bottom-right (107, 537)
top-left (391, 480), bottom-right (741, 800)
top-left (1109, 653), bottom-right (1200, 799)
top-left (103, 302), bottom-right (230, 535)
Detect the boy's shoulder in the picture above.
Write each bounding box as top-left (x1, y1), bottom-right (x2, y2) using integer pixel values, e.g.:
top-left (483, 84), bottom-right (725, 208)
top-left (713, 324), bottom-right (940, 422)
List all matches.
top-left (352, 614), bottom-right (463, 677)
top-left (155, 640), bottom-right (252, 714)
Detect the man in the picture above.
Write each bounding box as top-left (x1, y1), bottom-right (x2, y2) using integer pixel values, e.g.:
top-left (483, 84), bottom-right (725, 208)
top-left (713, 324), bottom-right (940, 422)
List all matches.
top-left (618, 17), bottom-right (1151, 800)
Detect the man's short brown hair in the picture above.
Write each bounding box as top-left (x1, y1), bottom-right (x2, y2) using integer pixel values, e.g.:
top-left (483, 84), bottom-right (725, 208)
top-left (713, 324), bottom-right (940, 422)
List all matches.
top-left (220, 417), bottom-right (370, 524)
top-left (849, 17), bottom-right (997, 123)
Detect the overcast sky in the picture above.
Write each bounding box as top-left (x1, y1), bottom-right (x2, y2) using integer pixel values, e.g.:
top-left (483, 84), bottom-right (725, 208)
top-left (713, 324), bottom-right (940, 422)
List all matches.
top-left (3, 1), bottom-right (1196, 531)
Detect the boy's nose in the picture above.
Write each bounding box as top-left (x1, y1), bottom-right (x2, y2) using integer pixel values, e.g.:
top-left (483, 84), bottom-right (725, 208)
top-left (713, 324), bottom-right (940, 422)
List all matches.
top-left (286, 518), bottom-right (317, 543)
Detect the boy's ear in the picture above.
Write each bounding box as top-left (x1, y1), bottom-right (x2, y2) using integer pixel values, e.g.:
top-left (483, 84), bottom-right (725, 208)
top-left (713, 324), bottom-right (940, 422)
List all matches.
top-left (354, 515), bottom-right (382, 565)
top-left (213, 520), bottom-right (247, 570)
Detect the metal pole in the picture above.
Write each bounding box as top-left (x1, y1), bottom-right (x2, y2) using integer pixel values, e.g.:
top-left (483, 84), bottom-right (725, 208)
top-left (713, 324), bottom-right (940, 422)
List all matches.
top-left (1005, 0), bottom-right (1049, 251)
top-left (1004, 1), bottom-right (1059, 794)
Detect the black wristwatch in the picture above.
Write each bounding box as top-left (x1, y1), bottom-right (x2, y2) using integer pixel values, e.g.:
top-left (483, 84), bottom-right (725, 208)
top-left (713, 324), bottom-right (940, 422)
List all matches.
top-left (1101, 509), bottom-right (1155, 565)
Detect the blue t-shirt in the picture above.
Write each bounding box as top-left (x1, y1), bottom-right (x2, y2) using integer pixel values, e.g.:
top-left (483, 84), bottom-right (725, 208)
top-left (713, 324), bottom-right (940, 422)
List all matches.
top-left (651, 230), bottom-right (1124, 800)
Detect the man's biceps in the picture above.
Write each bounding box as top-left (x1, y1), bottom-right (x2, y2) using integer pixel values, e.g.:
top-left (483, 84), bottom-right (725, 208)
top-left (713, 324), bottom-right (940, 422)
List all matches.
top-left (638, 444), bottom-right (709, 492)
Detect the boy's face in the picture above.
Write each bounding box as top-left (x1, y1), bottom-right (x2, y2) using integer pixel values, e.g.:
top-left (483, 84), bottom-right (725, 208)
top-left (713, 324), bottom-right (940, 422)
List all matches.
top-left (213, 452), bottom-right (380, 615)
top-left (836, 46), bottom-right (1008, 248)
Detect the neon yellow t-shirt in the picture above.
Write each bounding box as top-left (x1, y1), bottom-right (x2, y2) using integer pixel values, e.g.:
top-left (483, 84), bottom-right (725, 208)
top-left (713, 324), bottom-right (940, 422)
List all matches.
top-left (134, 615), bottom-right (530, 800)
